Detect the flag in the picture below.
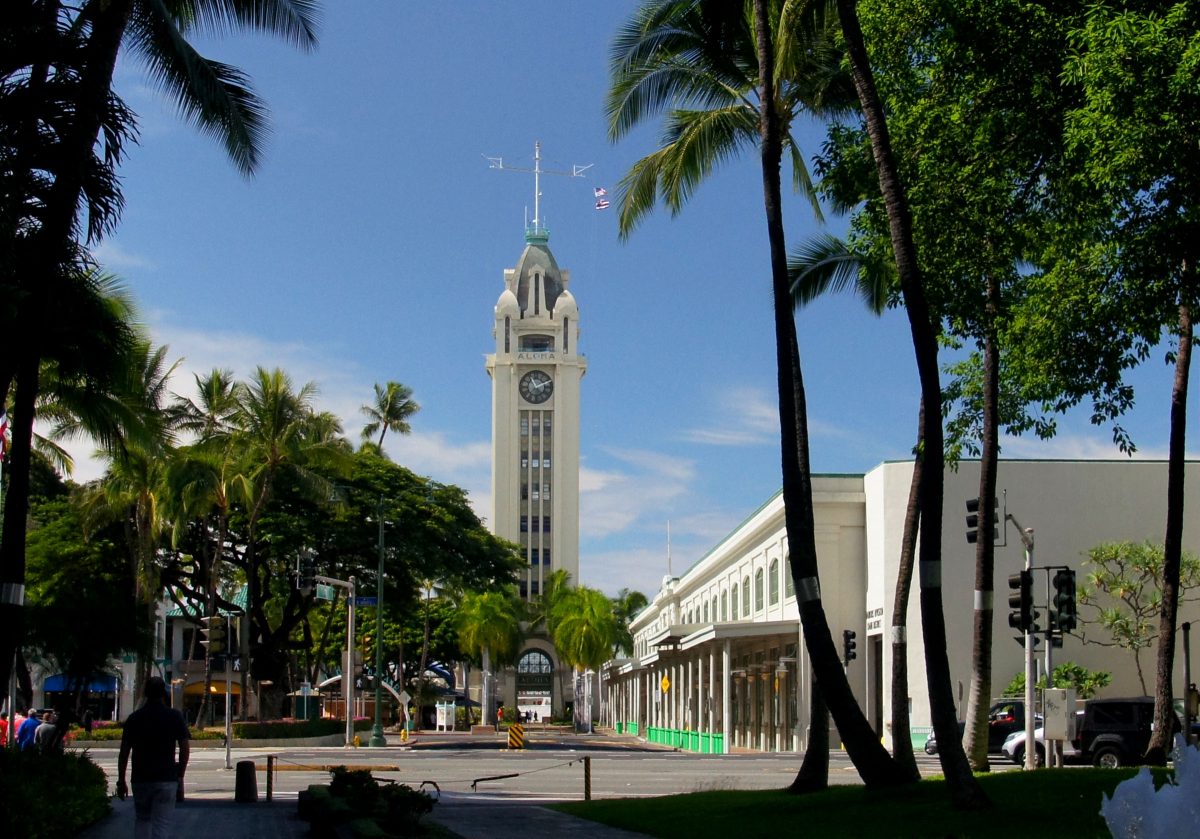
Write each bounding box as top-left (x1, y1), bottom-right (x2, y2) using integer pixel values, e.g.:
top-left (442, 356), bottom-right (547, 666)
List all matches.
top-left (594, 186), bottom-right (608, 197)
top-left (594, 199), bottom-right (610, 210)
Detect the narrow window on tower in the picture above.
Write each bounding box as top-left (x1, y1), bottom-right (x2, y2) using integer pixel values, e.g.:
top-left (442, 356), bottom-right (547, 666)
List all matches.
top-left (531, 517), bottom-right (539, 533)
top-left (542, 516), bottom-right (551, 533)
top-left (521, 454), bottom-right (528, 468)
top-left (543, 483), bottom-right (550, 500)
top-left (542, 549), bottom-right (551, 566)
top-left (520, 416), bottom-right (529, 436)
top-left (543, 417), bottom-right (552, 436)
top-left (564, 317), bottom-right (570, 353)
top-left (543, 456), bottom-right (551, 468)
top-left (532, 415), bottom-right (540, 435)
top-left (504, 316), bottom-right (511, 353)
top-left (531, 485), bottom-right (539, 501)
top-left (530, 549), bottom-right (539, 566)
top-left (520, 515), bottom-right (528, 533)
top-left (521, 484), bottom-right (528, 500)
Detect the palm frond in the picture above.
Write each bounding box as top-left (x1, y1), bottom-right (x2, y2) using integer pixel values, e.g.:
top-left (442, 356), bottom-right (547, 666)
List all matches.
top-left (788, 232), bottom-right (890, 314)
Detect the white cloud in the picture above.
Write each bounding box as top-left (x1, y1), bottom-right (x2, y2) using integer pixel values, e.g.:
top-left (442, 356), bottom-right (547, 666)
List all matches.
top-left (580, 447), bottom-right (696, 539)
top-left (92, 241), bottom-right (156, 271)
top-left (681, 386), bottom-right (778, 446)
top-left (999, 431), bottom-right (1197, 461)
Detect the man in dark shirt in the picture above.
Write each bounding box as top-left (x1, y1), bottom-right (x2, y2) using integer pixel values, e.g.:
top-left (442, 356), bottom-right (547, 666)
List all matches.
top-left (117, 676), bottom-right (190, 839)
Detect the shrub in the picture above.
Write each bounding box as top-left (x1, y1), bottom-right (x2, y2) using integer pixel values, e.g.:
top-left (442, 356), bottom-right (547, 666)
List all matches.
top-left (78, 726), bottom-right (222, 742)
top-left (0, 749), bottom-right (111, 837)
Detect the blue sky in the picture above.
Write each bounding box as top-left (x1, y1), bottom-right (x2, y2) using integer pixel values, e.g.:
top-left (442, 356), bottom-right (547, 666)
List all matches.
top-left (84, 2), bottom-right (1197, 597)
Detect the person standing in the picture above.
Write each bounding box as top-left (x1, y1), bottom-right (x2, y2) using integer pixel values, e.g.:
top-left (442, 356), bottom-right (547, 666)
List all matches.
top-left (16, 708), bottom-right (40, 751)
top-left (34, 711), bottom-right (60, 752)
top-left (117, 677), bottom-right (190, 839)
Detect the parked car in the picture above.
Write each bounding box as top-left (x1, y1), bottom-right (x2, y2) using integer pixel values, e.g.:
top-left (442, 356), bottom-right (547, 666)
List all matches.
top-left (1002, 716), bottom-right (1083, 767)
top-left (1074, 696), bottom-right (1180, 768)
top-left (924, 700), bottom-right (1032, 755)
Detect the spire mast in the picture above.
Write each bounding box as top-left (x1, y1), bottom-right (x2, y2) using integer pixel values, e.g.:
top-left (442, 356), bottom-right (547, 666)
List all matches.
top-left (485, 141), bottom-right (593, 241)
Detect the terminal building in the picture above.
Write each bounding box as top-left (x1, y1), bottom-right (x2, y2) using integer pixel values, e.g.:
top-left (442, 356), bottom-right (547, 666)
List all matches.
top-left (600, 459), bottom-right (1200, 754)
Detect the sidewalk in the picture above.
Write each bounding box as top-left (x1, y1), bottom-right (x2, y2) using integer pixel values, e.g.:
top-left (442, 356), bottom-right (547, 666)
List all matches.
top-left (78, 795), bottom-right (650, 838)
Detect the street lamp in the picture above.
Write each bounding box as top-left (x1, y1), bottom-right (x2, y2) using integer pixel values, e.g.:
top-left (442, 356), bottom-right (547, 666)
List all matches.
top-left (369, 498), bottom-right (387, 748)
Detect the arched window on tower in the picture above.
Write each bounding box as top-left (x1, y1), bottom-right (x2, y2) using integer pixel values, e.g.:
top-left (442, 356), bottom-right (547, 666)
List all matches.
top-left (769, 559), bottom-right (780, 605)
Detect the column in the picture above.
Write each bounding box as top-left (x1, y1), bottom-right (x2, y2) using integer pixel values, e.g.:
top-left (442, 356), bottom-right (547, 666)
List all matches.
top-left (697, 654), bottom-right (705, 736)
top-left (709, 646), bottom-right (717, 735)
top-left (722, 640), bottom-right (732, 753)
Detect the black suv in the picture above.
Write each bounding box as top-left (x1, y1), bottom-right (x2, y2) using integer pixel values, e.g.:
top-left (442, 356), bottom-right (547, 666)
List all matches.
top-left (1073, 696), bottom-right (1179, 768)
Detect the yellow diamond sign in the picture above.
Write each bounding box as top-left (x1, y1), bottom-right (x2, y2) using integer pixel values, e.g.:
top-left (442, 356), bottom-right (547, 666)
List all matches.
top-left (661, 675), bottom-right (671, 693)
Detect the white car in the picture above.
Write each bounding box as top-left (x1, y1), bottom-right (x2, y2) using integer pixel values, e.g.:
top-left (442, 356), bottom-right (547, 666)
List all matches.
top-left (1002, 725), bottom-right (1080, 767)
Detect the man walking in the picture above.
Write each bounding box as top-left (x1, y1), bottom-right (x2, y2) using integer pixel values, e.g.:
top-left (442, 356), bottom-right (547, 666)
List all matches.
top-left (117, 677), bottom-right (190, 838)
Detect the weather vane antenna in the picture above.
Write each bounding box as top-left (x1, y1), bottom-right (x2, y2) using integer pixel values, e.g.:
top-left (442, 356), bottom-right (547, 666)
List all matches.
top-left (485, 141), bottom-right (593, 241)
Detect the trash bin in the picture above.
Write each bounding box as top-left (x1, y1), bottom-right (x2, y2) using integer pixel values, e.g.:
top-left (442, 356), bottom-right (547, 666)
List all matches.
top-left (234, 760), bottom-right (258, 803)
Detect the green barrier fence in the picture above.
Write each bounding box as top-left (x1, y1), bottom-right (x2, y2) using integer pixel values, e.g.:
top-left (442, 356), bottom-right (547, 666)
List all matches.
top-left (643, 725), bottom-right (724, 754)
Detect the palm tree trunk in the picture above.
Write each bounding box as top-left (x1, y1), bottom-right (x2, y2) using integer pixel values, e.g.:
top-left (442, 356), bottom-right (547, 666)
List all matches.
top-left (836, 0), bottom-right (988, 807)
top-left (964, 273), bottom-right (1001, 772)
top-left (753, 0), bottom-right (906, 788)
top-left (889, 402), bottom-right (924, 781)
top-left (1147, 267), bottom-right (1193, 763)
top-left (791, 679), bottom-right (829, 792)
top-left (0, 355), bottom-right (41, 698)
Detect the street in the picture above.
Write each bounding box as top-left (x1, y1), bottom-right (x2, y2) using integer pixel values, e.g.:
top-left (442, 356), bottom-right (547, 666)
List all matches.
top-left (81, 729), bottom-right (1011, 804)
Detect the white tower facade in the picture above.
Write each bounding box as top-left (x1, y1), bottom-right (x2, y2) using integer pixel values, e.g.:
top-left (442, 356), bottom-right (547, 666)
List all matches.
top-left (486, 227), bottom-right (586, 600)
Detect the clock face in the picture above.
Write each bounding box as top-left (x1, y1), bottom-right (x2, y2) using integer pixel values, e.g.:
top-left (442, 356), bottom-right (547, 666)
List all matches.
top-left (519, 370), bottom-right (553, 404)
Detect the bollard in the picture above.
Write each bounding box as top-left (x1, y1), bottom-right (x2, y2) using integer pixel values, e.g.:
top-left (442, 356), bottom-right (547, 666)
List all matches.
top-left (234, 759), bottom-right (258, 803)
top-left (266, 755), bottom-right (275, 801)
top-left (507, 722), bottom-right (525, 750)
top-left (584, 755), bottom-right (592, 801)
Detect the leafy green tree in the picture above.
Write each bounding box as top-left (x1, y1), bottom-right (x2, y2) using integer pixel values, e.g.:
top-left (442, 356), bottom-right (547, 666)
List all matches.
top-left (834, 0), bottom-right (987, 806)
top-left (1003, 662), bottom-right (1112, 701)
top-left (1058, 0), bottom-right (1200, 764)
top-left (1078, 541), bottom-right (1200, 695)
top-left (456, 590), bottom-right (524, 725)
top-left (361, 381), bottom-right (420, 451)
top-left (553, 587), bottom-right (618, 673)
top-left (24, 497), bottom-right (139, 713)
top-left (608, 0), bottom-right (906, 790)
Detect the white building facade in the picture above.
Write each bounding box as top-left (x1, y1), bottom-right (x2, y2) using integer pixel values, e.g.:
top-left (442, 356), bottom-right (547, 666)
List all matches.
top-left (602, 459), bottom-right (1200, 754)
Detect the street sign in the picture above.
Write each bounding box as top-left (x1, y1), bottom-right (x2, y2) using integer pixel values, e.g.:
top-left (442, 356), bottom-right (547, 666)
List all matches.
top-left (354, 596), bottom-right (378, 606)
top-left (316, 583), bottom-right (336, 601)
top-left (661, 675), bottom-right (670, 693)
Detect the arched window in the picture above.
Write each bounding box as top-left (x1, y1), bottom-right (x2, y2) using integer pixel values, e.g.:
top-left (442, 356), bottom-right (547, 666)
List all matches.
top-left (711, 596), bottom-right (718, 623)
top-left (754, 569), bottom-right (764, 611)
top-left (785, 553), bottom-right (795, 597)
top-left (731, 585), bottom-right (740, 620)
top-left (742, 575), bottom-right (751, 616)
top-left (769, 559), bottom-right (780, 605)
top-left (703, 602), bottom-right (709, 623)
top-left (721, 591), bottom-right (729, 621)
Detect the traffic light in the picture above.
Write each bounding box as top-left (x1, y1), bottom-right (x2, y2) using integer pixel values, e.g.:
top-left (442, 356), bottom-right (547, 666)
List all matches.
top-left (1052, 569), bottom-right (1077, 633)
top-left (199, 615), bottom-right (226, 655)
top-left (965, 497), bottom-right (998, 544)
top-left (297, 552), bottom-right (316, 593)
top-left (1007, 570), bottom-right (1037, 633)
top-left (842, 629), bottom-right (858, 666)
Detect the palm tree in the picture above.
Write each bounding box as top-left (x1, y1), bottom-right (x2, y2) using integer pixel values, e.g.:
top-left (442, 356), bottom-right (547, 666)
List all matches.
top-left (608, 0), bottom-right (907, 788)
top-left (0, 267), bottom-right (141, 696)
top-left (552, 587), bottom-right (618, 732)
top-left (78, 341), bottom-right (183, 697)
top-left (361, 381), bottom-right (420, 450)
top-left (456, 590), bottom-right (524, 725)
top-left (834, 0), bottom-right (987, 807)
top-left (790, 235), bottom-right (921, 781)
top-left (228, 366), bottom-right (350, 716)
top-left (611, 587), bottom-right (649, 657)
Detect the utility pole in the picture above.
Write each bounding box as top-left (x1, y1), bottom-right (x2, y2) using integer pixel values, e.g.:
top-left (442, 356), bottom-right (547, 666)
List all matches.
top-left (369, 499), bottom-right (387, 748)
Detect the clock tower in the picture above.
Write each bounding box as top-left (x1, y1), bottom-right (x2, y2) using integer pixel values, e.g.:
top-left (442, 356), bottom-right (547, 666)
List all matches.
top-left (486, 224), bottom-right (586, 600)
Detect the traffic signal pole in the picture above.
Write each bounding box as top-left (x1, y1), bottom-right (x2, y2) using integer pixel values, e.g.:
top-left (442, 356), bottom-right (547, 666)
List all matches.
top-left (1006, 513), bottom-right (1037, 771)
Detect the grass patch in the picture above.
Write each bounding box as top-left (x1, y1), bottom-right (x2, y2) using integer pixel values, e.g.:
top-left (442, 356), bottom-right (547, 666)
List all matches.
top-left (553, 768), bottom-right (1170, 838)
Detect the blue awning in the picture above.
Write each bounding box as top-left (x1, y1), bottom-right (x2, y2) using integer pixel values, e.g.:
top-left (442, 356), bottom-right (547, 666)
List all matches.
top-left (43, 673), bottom-right (118, 693)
